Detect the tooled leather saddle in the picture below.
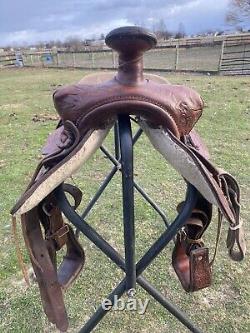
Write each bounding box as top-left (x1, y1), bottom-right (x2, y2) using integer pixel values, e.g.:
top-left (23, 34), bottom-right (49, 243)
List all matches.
top-left (11, 27), bottom-right (246, 331)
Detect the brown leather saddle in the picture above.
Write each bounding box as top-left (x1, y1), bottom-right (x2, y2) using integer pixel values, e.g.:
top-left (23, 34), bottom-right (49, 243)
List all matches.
top-left (11, 27), bottom-right (246, 331)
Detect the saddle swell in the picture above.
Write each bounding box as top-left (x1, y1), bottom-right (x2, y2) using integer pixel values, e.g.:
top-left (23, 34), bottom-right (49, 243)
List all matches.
top-left (53, 80), bottom-right (203, 138)
top-left (10, 26), bottom-right (246, 331)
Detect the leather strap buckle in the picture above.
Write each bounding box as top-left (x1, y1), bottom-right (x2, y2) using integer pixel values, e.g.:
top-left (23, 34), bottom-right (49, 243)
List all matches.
top-left (46, 224), bottom-right (69, 250)
top-left (229, 218), bottom-right (243, 231)
top-left (178, 228), bottom-right (187, 241)
top-left (42, 202), bottom-right (54, 217)
top-left (54, 224), bottom-right (70, 239)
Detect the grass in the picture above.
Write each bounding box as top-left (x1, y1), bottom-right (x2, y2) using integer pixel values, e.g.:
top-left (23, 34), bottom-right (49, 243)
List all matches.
top-left (0, 68), bottom-right (249, 333)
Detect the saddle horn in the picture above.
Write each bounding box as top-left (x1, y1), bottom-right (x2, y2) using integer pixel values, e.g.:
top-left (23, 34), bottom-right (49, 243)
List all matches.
top-left (105, 26), bottom-right (157, 85)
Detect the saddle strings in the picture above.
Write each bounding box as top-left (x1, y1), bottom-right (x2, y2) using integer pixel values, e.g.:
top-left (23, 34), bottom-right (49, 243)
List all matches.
top-left (209, 210), bottom-right (223, 267)
top-left (118, 55), bottom-right (144, 70)
top-left (11, 216), bottom-right (30, 286)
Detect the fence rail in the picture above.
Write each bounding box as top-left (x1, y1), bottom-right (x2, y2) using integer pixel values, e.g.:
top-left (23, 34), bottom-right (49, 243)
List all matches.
top-left (21, 44), bottom-right (222, 74)
top-left (0, 53), bottom-right (17, 67)
top-left (159, 32), bottom-right (250, 47)
top-left (219, 38), bottom-right (250, 74)
top-left (1, 35), bottom-right (249, 75)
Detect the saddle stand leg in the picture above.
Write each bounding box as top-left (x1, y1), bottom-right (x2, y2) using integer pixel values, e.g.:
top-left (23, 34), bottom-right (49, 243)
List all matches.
top-left (118, 114), bottom-right (136, 294)
top-left (54, 115), bottom-right (204, 333)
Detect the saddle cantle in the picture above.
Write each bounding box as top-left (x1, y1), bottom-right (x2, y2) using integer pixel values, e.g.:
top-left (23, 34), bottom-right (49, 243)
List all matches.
top-left (11, 27), bottom-right (246, 331)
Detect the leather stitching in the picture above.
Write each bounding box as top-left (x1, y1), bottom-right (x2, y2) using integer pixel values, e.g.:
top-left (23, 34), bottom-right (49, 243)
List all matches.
top-left (76, 95), bottom-right (179, 131)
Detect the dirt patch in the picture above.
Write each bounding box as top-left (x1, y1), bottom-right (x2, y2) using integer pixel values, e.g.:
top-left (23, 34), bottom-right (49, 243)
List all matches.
top-left (199, 283), bottom-right (240, 308)
top-left (0, 160), bottom-right (6, 169)
top-left (0, 104), bottom-right (23, 110)
top-left (8, 266), bottom-right (36, 292)
top-left (32, 113), bottom-right (59, 122)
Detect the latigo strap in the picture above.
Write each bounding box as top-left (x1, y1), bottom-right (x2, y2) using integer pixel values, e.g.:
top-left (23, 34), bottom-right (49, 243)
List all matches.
top-left (20, 184), bottom-right (84, 332)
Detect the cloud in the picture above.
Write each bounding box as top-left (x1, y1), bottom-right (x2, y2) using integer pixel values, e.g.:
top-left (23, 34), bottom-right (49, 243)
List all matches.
top-left (43, 14), bottom-right (76, 24)
top-left (165, 0), bottom-right (231, 33)
top-left (0, 19), bottom-right (132, 46)
top-left (0, 0), bottom-right (237, 46)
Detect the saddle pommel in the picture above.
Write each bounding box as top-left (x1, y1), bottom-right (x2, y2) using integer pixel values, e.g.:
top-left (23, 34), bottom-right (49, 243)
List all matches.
top-left (105, 26), bottom-right (157, 85)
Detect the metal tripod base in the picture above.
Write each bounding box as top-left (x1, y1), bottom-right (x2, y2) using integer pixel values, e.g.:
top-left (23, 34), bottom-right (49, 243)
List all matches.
top-left (54, 115), bottom-right (203, 333)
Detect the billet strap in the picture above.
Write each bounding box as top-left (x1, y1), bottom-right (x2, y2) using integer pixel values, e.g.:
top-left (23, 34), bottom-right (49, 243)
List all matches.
top-left (21, 207), bottom-right (69, 331)
top-left (39, 183), bottom-right (85, 288)
top-left (209, 210), bottom-right (223, 267)
top-left (220, 173), bottom-right (246, 261)
top-left (186, 137), bottom-right (246, 261)
top-left (19, 183), bottom-right (84, 331)
top-left (57, 224), bottom-right (85, 288)
top-left (218, 172), bottom-right (246, 261)
top-left (41, 188), bottom-right (86, 289)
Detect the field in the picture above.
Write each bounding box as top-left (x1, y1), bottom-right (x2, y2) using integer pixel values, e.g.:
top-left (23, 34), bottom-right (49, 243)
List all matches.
top-left (21, 42), bottom-right (250, 74)
top-left (0, 68), bottom-right (249, 333)
top-left (22, 45), bottom-right (222, 72)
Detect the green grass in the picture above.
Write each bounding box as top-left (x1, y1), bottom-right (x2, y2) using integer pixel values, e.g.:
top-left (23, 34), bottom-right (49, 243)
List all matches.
top-left (0, 68), bottom-right (249, 333)
top-left (144, 45), bottom-right (222, 71)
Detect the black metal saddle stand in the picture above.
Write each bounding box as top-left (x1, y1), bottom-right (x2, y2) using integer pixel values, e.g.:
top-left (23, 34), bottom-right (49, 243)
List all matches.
top-left (54, 114), bottom-right (203, 333)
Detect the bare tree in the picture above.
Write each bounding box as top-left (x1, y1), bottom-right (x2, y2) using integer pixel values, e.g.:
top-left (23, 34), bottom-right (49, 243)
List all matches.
top-left (226, 0), bottom-right (250, 26)
top-left (99, 33), bottom-right (105, 40)
top-left (153, 19), bottom-right (172, 40)
top-left (64, 36), bottom-right (83, 51)
top-left (175, 22), bottom-right (186, 39)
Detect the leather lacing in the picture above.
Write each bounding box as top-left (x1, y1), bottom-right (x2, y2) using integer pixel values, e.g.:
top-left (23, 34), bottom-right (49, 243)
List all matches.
top-left (11, 216), bottom-right (30, 286)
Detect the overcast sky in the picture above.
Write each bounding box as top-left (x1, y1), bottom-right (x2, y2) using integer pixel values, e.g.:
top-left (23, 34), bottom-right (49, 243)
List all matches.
top-left (0, 0), bottom-right (246, 46)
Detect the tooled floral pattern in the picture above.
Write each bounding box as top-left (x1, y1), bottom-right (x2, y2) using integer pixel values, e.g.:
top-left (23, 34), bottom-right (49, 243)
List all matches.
top-left (75, 94), bottom-right (175, 125)
top-left (178, 101), bottom-right (202, 134)
top-left (75, 94), bottom-right (202, 135)
top-left (43, 121), bottom-right (80, 167)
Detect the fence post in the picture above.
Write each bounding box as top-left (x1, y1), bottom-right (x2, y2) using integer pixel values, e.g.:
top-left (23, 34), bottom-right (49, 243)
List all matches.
top-left (242, 42), bottom-right (246, 73)
top-left (91, 52), bottom-right (95, 69)
top-left (175, 44), bottom-right (179, 70)
top-left (218, 40), bottom-right (225, 72)
top-left (40, 54), bottom-right (44, 67)
top-left (112, 51), bottom-right (116, 68)
top-left (72, 52), bottom-right (76, 67)
top-left (30, 54), bottom-right (33, 66)
top-left (56, 52), bottom-right (59, 67)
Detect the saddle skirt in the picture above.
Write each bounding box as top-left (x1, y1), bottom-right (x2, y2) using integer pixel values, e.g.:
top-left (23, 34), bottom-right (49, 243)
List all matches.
top-left (10, 27), bottom-right (246, 331)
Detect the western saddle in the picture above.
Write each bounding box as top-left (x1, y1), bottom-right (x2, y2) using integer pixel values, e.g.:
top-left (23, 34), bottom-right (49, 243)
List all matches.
top-left (11, 26), bottom-right (246, 331)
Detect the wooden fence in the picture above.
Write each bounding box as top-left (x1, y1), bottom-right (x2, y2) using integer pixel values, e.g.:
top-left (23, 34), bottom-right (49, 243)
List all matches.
top-left (0, 53), bottom-right (16, 67)
top-left (159, 32), bottom-right (250, 47)
top-left (21, 44), bottom-right (222, 74)
top-left (0, 52), bottom-right (24, 67)
top-left (1, 34), bottom-right (249, 75)
top-left (219, 35), bottom-right (250, 75)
